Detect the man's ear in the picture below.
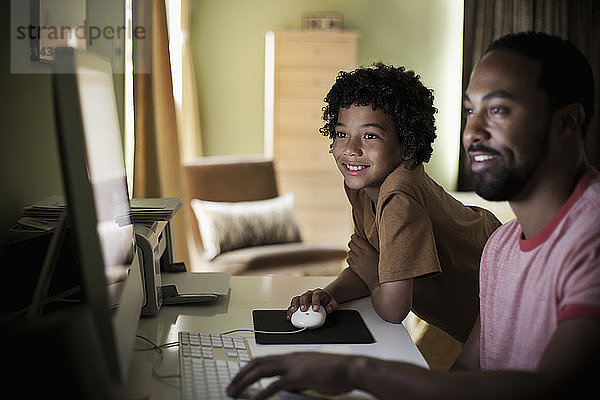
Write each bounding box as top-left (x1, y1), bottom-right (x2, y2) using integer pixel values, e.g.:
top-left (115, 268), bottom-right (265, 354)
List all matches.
top-left (555, 103), bottom-right (586, 138)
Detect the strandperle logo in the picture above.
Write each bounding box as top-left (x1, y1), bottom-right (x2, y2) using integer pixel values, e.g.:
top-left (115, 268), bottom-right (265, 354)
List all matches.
top-left (15, 23), bottom-right (146, 60)
top-left (15, 24), bottom-right (146, 44)
top-left (10, 0), bottom-right (149, 74)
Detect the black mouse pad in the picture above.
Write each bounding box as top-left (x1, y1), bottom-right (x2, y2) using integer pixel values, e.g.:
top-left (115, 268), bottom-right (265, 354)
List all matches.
top-left (252, 309), bottom-right (374, 345)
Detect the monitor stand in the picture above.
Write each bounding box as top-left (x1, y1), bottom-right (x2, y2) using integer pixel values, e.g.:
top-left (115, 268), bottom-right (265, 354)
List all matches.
top-left (26, 211), bottom-right (68, 322)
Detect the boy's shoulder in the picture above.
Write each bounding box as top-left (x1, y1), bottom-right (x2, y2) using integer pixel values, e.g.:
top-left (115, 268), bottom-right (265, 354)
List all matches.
top-left (379, 163), bottom-right (427, 201)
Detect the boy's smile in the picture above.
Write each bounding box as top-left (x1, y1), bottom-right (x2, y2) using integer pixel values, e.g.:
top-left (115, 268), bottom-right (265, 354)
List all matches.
top-left (331, 105), bottom-right (405, 198)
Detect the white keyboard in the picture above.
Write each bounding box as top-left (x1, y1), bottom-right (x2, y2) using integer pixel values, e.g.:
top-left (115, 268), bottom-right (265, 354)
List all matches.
top-left (178, 332), bottom-right (260, 400)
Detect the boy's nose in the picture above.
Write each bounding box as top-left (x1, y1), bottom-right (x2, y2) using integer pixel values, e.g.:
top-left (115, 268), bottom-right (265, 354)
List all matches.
top-left (343, 138), bottom-right (362, 156)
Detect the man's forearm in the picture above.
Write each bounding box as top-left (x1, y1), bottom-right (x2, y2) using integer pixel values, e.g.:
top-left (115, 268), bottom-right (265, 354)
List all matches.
top-left (348, 356), bottom-right (552, 400)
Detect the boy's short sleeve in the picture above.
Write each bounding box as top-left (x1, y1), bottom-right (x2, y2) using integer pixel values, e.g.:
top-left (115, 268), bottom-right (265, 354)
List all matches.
top-left (378, 193), bottom-right (441, 283)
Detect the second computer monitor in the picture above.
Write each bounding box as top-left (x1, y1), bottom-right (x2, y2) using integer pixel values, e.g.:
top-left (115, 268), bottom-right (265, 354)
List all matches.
top-left (52, 48), bottom-right (143, 386)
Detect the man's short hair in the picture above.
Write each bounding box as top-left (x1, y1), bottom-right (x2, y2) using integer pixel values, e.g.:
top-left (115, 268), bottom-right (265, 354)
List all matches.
top-left (486, 32), bottom-right (595, 135)
top-left (320, 62), bottom-right (437, 165)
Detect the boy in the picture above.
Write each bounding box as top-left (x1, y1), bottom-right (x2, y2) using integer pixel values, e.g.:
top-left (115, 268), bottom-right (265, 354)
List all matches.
top-left (287, 63), bottom-right (501, 343)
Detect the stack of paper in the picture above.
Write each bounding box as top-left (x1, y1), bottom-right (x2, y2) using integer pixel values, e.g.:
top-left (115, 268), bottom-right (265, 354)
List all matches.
top-left (14, 196), bottom-right (181, 231)
top-left (130, 197), bottom-right (181, 223)
top-left (21, 195), bottom-right (66, 222)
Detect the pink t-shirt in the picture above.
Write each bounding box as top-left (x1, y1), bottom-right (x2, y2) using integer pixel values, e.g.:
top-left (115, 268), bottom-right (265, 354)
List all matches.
top-left (480, 168), bottom-right (600, 371)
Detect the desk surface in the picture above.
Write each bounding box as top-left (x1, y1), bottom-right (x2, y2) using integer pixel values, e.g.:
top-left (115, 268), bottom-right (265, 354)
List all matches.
top-left (129, 275), bottom-right (427, 399)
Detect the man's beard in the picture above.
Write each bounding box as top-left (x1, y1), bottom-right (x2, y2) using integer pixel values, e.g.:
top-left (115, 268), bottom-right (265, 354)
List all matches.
top-left (472, 165), bottom-right (531, 201)
top-left (470, 143), bottom-right (544, 202)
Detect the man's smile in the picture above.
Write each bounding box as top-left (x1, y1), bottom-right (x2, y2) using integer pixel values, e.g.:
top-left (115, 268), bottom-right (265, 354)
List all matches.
top-left (469, 151), bottom-right (502, 173)
top-left (472, 153), bottom-right (498, 162)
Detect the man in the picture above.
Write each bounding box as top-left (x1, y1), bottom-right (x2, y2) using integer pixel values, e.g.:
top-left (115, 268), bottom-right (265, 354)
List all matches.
top-left (227, 32), bottom-right (600, 399)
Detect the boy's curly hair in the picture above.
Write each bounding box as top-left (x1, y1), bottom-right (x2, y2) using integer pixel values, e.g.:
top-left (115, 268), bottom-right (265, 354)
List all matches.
top-left (320, 62), bottom-right (437, 164)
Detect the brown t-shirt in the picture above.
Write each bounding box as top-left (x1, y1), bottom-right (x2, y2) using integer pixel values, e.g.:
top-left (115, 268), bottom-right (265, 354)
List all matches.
top-left (346, 163), bottom-right (501, 342)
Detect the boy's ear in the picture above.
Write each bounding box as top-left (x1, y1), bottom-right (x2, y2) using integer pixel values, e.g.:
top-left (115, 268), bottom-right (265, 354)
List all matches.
top-left (555, 103), bottom-right (586, 138)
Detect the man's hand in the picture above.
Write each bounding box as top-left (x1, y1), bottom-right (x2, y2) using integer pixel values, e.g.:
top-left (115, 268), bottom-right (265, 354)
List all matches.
top-left (227, 352), bottom-right (355, 400)
top-left (286, 289), bottom-right (338, 320)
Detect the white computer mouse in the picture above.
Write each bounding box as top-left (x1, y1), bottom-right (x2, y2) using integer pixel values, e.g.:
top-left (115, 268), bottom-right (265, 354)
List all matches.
top-left (290, 306), bottom-right (327, 329)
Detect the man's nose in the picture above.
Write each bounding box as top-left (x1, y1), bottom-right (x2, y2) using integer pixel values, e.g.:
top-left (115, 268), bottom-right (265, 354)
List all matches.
top-left (462, 111), bottom-right (490, 150)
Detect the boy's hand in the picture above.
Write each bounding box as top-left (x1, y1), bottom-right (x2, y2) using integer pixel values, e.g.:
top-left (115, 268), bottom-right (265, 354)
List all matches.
top-left (286, 289), bottom-right (338, 320)
top-left (347, 234), bottom-right (379, 289)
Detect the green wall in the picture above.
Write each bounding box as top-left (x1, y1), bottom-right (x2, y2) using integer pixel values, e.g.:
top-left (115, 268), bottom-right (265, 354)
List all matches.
top-left (191, 0), bottom-right (464, 189)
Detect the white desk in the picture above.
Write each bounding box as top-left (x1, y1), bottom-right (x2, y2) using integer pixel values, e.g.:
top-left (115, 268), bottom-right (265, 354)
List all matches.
top-left (128, 276), bottom-right (427, 399)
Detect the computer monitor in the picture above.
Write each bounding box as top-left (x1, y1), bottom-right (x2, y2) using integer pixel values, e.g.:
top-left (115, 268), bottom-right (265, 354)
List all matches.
top-left (51, 49), bottom-right (144, 387)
